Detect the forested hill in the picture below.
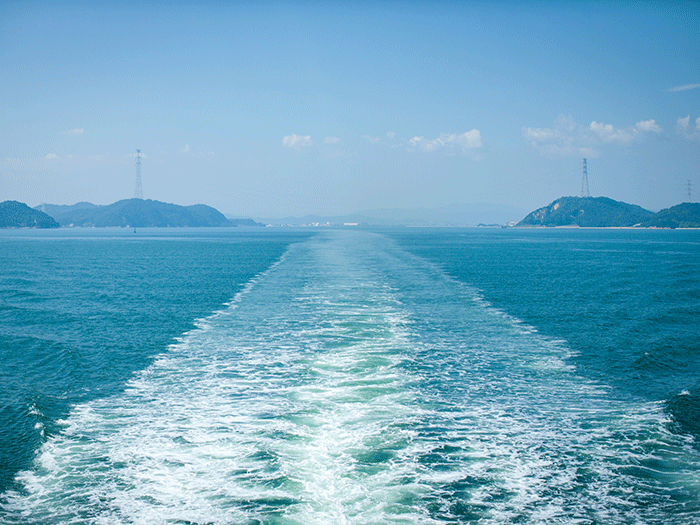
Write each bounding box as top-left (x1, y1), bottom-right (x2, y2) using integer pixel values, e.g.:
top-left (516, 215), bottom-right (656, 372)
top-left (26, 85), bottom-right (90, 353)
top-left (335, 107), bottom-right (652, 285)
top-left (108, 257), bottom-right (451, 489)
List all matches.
top-left (517, 197), bottom-right (655, 227)
top-left (641, 203), bottom-right (700, 229)
top-left (0, 201), bottom-right (60, 228)
top-left (35, 199), bottom-right (262, 228)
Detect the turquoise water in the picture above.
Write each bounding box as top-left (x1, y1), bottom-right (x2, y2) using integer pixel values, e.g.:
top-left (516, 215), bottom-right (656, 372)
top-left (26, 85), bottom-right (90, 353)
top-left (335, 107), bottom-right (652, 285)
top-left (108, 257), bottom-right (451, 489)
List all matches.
top-left (1, 227), bottom-right (699, 523)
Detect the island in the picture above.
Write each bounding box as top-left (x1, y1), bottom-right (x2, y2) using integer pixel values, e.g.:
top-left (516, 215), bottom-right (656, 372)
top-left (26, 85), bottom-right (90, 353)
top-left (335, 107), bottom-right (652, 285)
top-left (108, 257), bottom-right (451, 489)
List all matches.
top-left (0, 201), bottom-right (60, 228)
top-left (34, 199), bottom-right (264, 228)
top-left (641, 202), bottom-right (700, 229)
top-left (517, 196), bottom-right (655, 228)
top-left (518, 197), bottom-right (700, 228)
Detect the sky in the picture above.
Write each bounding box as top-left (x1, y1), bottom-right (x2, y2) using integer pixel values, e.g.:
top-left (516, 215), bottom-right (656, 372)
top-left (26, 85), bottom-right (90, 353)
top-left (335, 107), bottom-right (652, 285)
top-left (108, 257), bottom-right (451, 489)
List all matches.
top-left (1, 1), bottom-right (699, 218)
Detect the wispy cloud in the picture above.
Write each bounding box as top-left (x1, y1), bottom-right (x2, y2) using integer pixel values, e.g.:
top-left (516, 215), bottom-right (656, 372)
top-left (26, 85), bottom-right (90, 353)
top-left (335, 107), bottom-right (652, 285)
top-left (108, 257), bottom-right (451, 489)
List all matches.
top-left (323, 136), bottom-right (340, 144)
top-left (359, 129), bottom-right (483, 157)
top-left (181, 144), bottom-right (190, 153)
top-left (408, 130), bottom-right (482, 154)
top-left (635, 119), bottom-right (662, 133)
top-left (62, 128), bottom-right (85, 135)
top-left (45, 153), bottom-right (58, 159)
top-left (666, 83), bottom-right (700, 92)
top-left (283, 134), bottom-right (313, 149)
top-left (523, 127), bottom-right (557, 141)
top-left (590, 121), bottom-right (637, 144)
top-left (524, 115), bottom-right (662, 156)
top-left (523, 116), bottom-right (592, 156)
top-left (677, 115), bottom-right (700, 139)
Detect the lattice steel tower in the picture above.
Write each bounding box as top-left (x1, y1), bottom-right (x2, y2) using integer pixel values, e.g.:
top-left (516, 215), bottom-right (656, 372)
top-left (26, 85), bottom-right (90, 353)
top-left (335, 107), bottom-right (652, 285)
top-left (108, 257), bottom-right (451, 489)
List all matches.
top-left (581, 158), bottom-right (589, 198)
top-left (134, 149), bottom-right (143, 199)
top-left (688, 180), bottom-right (693, 202)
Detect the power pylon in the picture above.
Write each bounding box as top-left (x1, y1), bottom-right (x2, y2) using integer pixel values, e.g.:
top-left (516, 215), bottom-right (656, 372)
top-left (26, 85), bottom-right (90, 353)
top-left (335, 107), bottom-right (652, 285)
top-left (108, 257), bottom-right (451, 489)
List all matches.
top-left (135, 149), bottom-right (143, 199)
top-left (581, 158), bottom-right (589, 198)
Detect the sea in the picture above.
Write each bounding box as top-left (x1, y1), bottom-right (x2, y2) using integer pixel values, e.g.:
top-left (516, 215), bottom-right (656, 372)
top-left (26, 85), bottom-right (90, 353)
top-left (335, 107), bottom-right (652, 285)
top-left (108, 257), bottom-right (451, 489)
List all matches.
top-left (0, 226), bottom-right (699, 524)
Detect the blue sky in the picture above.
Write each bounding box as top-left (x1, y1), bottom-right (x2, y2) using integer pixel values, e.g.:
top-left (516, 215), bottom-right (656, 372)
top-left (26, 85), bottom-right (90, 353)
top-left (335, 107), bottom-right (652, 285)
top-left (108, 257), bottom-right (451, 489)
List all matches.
top-left (1, 1), bottom-right (699, 218)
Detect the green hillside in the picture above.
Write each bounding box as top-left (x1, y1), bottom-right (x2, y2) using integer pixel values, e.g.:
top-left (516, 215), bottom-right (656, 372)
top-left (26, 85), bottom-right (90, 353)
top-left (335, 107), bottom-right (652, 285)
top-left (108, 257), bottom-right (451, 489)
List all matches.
top-left (641, 202), bottom-right (700, 229)
top-left (517, 197), bottom-right (655, 227)
top-left (37, 199), bottom-right (258, 227)
top-left (0, 201), bottom-right (60, 228)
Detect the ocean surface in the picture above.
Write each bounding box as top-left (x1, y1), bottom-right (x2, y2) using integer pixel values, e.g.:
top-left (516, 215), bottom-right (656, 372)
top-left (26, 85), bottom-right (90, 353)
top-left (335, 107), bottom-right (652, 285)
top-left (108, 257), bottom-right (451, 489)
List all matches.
top-left (0, 227), bottom-right (699, 524)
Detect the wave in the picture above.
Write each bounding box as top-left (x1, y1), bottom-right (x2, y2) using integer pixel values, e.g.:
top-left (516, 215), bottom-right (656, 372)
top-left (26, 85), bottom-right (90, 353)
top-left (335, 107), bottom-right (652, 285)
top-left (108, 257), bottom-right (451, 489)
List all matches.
top-left (3, 230), bottom-right (700, 524)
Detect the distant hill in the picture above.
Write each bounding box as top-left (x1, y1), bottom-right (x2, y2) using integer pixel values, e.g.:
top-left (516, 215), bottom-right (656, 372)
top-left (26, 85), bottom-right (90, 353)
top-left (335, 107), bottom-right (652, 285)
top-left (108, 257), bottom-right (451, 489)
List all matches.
top-left (227, 217), bottom-right (265, 227)
top-left (37, 202), bottom-right (99, 219)
top-left (0, 201), bottom-right (60, 228)
top-left (36, 199), bottom-right (263, 228)
top-left (641, 202), bottom-right (700, 229)
top-left (517, 196), bottom-right (655, 227)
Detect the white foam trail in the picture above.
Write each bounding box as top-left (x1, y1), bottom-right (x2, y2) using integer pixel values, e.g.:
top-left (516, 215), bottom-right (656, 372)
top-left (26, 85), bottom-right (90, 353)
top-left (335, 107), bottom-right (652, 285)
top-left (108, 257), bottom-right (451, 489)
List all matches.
top-left (3, 230), bottom-right (700, 524)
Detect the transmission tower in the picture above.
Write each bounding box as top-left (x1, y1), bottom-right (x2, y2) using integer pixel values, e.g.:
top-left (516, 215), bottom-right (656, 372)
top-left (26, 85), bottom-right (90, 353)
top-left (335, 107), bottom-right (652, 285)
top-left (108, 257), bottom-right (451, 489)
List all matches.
top-left (581, 158), bottom-right (589, 198)
top-left (134, 149), bottom-right (143, 199)
top-left (687, 180), bottom-right (692, 202)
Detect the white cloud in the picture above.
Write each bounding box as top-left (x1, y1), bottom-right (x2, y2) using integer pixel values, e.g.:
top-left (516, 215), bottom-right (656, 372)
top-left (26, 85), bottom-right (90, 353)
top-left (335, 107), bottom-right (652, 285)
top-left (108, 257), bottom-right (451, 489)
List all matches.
top-left (386, 131), bottom-right (396, 139)
top-left (446, 130), bottom-right (482, 149)
top-left (522, 118), bottom-right (581, 155)
top-left (523, 127), bottom-right (556, 140)
top-left (45, 153), bottom-right (58, 159)
top-left (408, 130), bottom-right (482, 154)
top-left (635, 119), bottom-right (662, 133)
top-left (590, 121), bottom-right (637, 144)
top-left (591, 119), bottom-right (662, 142)
top-left (677, 115), bottom-right (700, 139)
top-left (524, 115), bottom-right (663, 157)
top-left (181, 144), bottom-right (190, 153)
top-left (361, 135), bottom-right (381, 143)
top-left (409, 136), bottom-right (432, 151)
top-left (323, 136), bottom-right (340, 144)
top-left (666, 83), bottom-right (700, 92)
top-left (283, 134), bottom-right (313, 149)
top-left (62, 128), bottom-right (85, 135)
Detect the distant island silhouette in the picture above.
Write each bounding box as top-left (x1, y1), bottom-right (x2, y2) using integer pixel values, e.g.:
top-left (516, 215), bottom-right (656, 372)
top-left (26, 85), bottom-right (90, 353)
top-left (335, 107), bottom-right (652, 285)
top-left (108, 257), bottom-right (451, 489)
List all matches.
top-left (2, 197), bottom-right (699, 229)
top-left (518, 197), bottom-right (700, 229)
top-left (0, 201), bottom-right (60, 229)
top-left (30, 199), bottom-right (264, 228)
